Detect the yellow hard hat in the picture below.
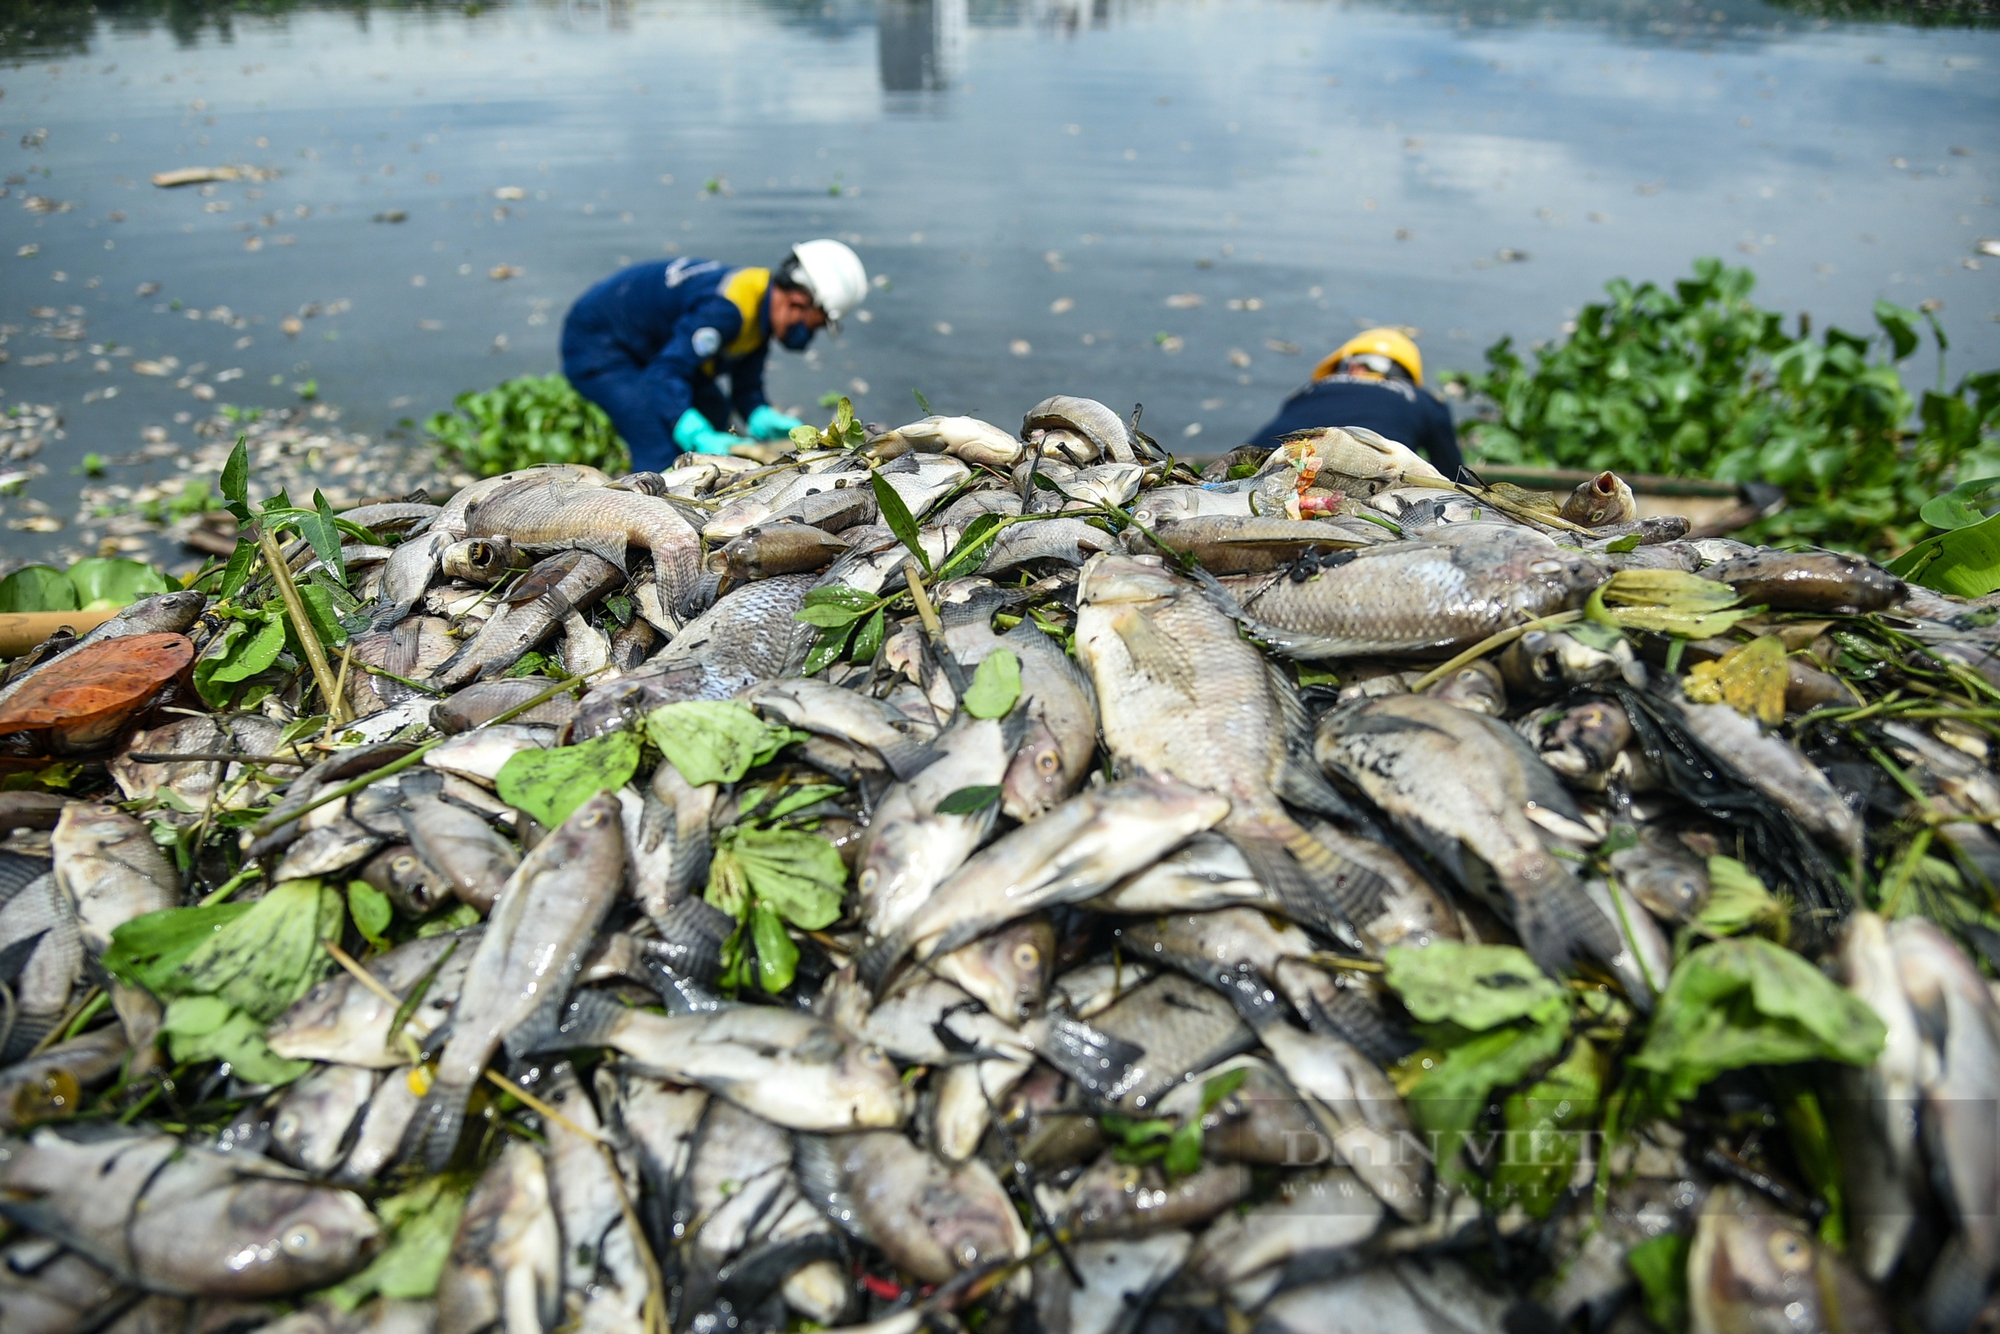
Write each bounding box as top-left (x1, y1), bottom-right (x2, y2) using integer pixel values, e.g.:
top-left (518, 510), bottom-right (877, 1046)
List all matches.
top-left (1313, 328), bottom-right (1423, 387)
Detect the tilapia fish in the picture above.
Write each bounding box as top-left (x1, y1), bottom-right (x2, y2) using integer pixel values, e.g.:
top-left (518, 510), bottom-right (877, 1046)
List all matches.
top-left (1075, 553), bottom-right (1398, 950)
top-left (267, 928), bottom-right (478, 1066)
top-left (1315, 693), bottom-right (1623, 978)
top-left (404, 794), bottom-right (624, 1168)
top-left (794, 1131), bottom-right (1028, 1286)
top-left (464, 470), bottom-right (702, 613)
top-left (0, 1126), bottom-right (380, 1297)
top-left (571, 573), bottom-right (817, 741)
top-left (1217, 524), bottom-right (1605, 660)
top-left (1023, 394), bottom-right (1140, 463)
top-left (436, 1140), bottom-right (560, 1334)
top-left (51, 802), bottom-right (177, 1052)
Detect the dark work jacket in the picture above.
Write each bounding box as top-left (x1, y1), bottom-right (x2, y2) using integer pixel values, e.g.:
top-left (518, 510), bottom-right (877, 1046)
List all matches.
top-left (560, 257), bottom-right (773, 428)
top-left (1247, 375), bottom-right (1463, 478)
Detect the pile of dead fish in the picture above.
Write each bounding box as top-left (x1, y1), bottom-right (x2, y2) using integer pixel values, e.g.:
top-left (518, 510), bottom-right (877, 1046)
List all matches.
top-left (5, 393), bottom-right (2000, 1334)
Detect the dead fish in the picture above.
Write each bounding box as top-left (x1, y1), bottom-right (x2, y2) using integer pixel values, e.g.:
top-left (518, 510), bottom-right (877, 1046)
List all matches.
top-left (1316, 693), bottom-right (1621, 978)
top-left (742, 679), bottom-right (937, 780)
top-left (1075, 554), bottom-right (1391, 951)
top-left (1670, 697), bottom-right (1863, 857)
top-left (0, 591), bottom-right (206, 710)
top-left (267, 929), bottom-right (478, 1067)
top-left (463, 470), bottom-right (702, 614)
top-left (869, 776), bottom-right (1230, 985)
top-left (519, 991), bottom-right (911, 1132)
top-left (1034, 1233), bottom-right (1189, 1334)
top-left (930, 916), bottom-right (1056, 1023)
top-left (716, 524), bottom-right (852, 580)
top-left (1423, 657), bottom-right (1508, 715)
top-left (0, 873), bottom-right (81, 1063)
top-left (980, 517), bottom-right (1116, 572)
top-left (1687, 1184), bottom-right (1892, 1334)
top-left (430, 550), bottom-right (624, 688)
top-left (436, 1140), bottom-right (560, 1334)
top-left (1066, 1157), bottom-right (1252, 1238)
top-left (621, 761), bottom-right (717, 933)
top-left (0, 1025), bottom-right (128, 1132)
top-left (1257, 425), bottom-right (1447, 498)
top-left (405, 794), bottom-right (624, 1169)
top-left (1705, 548), bottom-right (1904, 614)
top-left (868, 415), bottom-right (1023, 468)
top-left (1832, 912), bottom-right (1925, 1283)
top-left (1216, 525), bottom-right (1605, 661)
top-left (440, 537), bottom-right (522, 585)
top-left (398, 770), bottom-right (519, 911)
top-left (51, 802), bottom-right (177, 1054)
top-left (1089, 973), bottom-right (1256, 1112)
top-left (794, 1131), bottom-right (1028, 1286)
top-left (0, 1125), bottom-right (381, 1297)
top-left (1559, 471), bottom-right (1637, 527)
top-left (270, 1064), bottom-right (379, 1176)
top-left (1024, 395), bottom-right (1138, 464)
top-left (1517, 696), bottom-right (1640, 791)
top-left (1141, 515), bottom-right (1374, 575)
top-left (570, 574), bottom-right (818, 741)
top-left (1498, 627), bottom-right (1644, 697)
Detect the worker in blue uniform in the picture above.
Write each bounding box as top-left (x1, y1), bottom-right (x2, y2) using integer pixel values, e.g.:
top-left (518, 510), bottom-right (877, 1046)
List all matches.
top-left (560, 239), bottom-right (869, 471)
top-left (1244, 328), bottom-right (1463, 478)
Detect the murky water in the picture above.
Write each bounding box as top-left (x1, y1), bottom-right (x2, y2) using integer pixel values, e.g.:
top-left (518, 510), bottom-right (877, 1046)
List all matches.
top-left (0, 0), bottom-right (1995, 560)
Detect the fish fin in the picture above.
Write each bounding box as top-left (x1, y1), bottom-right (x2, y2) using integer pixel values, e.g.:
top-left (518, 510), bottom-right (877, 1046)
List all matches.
top-left (0, 926), bottom-right (49, 985)
top-left (1108, 607), bottom-right (1196, 699)
top-left (874, 732), bottom-right (942, 783)
top-left (1036, 1015), bottom-right (1145, 1101)
top-left (1278, 966), bottom-right (1419, 1068)
top-left (367, 598), bottom-right (417, 634)
top-left (644, 897), bottom-right (735, 986)
top-left (400, 1077), bottom-right (473, 1172)
top-left (1229, 827), bottom-right (1369, 953)
top-left (1922, 1235), bottom-right (1990, 1334)
top-left (508, 988), bottom-right (628, 1058)
top-left (792, 1135), bottom-right (873, 1243)
top-left (853, 933), bottom-right (908, 997)
top-left (0, 1010), bottom-right (58, 1065)
top-left (1512, 875), bottom-right (1624, 978)
top-left (0, 852), bottom-right (46, 906)
top-left (640, 959), bottom-right (727, 1016)
top-left (1208, 963), bottom-right (1287, 1032)
top-left (501, 984), bottom-right (581, 1062)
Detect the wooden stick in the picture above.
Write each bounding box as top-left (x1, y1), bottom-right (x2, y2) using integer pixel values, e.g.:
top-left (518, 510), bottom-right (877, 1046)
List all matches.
top-left (256, 524), bottom-right (346, 720)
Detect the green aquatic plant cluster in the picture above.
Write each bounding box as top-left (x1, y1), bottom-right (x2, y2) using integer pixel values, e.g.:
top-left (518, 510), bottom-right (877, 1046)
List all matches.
top-left (1450, 258), bottom-right (2000, 557)
top-left (425, 372), bottom-right (628, 478)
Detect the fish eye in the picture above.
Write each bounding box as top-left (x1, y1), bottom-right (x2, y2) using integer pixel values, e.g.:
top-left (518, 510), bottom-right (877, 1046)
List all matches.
top-left (274, 1111), bottom-right (301, 1140)
top-left (859, 1047), bottom-right (887, 1067)
top-left (1767, 1231), bottom-right (1811, 1273)
top-left (393, 856), bottom-right (421, 876)
top-left (1012, 944), bottom-right (1041, 971)
top-left (580, 809), bottom-right (604, 827)
top-left (1036, 749), bottom-right (1060, 775)
top-left (858, 869), bottom-right (879, 892)
top-left (281, 1224), bottom-right (322, 1257)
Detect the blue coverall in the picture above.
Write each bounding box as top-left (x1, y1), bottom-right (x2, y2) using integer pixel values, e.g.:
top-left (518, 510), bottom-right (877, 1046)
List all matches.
top-left (560, 257), bottom-right (775, 471)
top-left (1248, 374), bottom-right (1463, 479)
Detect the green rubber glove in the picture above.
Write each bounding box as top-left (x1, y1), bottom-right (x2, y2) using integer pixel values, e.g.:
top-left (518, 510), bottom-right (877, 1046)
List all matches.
top-left (747, 405), bottom-right (804, 441)
top-left (673, 408), bottom-right (740, 456)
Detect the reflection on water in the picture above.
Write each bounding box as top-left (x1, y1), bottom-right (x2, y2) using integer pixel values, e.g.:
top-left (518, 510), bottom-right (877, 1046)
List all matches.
top-left (880, 0), bottom-right (965, 92)
top-left (0, 0), bottom-right (1994, 563)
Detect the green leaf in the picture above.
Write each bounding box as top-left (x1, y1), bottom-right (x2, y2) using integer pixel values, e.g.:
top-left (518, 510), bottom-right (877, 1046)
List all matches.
top-left (1691, 856), bottom-right (1787, 940)
top-left (913, 387), bottom-right (933, 415)
top-left (307, 490), bottom-right (348, 588)
top-left (174, 877), bottom-right (344, 1020)
top-left (220, 435), bottom-right (251, 521)
top-left (1162, 1119), bottom-right (1204, 1178)
top-left (1604, 532), bottom-right (1641, 554)
top-left (795, 603), bottom-right (869, 628)
top-left (103, 901), bottom-right (255, 995)
top-left (962, 647), bottom-right (1021, 719)
top-left (751, 900), bottom-right (800, 994)
top-left (1402, 1011), bottom-right (1570, 1186)
top-left (347, 880), bottom-right (393, 948)
top-left (801, 622), bottom-right (857, 676)
top-left (160, 997), bottom-right (311, 1085)
top-left (1490, 1038), bottom-right (1602, 1218)
top-left (1886, 510), bottom-right (2000, 598)
top-left (934, 785), bottom-right (1001, 815)
top-left (871, 470), bottom-right (930, 574)
top-left (217, 538), bottom-right (257, 600)
top-left (1626, 1233), bottom-right (1690, 1334)
top-left (1919, 475), bottom-right (2000, 531)
top-left (803, 584), bottom-right (880, 613)
top-left (0, 565), bottom-right (78, 614)
top-left (717, 827), bottom-right (847, 930)
top-left (937, 512), bottom-right (1006, 580)
top-left (850, 608), bottom-right (886, 663)
top-left (1383, 942), bottom-right (1565, 1031)
top-left (65, 558), bottom-right (170, 610)
top-left (495, 730), bottom-right (641, 829)
top-left (316, 1175), bottom-right (471, 1311)
top-left (292, 581), bottom-right (348, 650)
top-left (1200, 1065), bottom-right (1250, 1114)
top-left (207, 615), bottom-right (287, 685)
top-left (646, 701), bottom-right (804, 785)
top-left (1630, 935), bottom-right (1887, 1112)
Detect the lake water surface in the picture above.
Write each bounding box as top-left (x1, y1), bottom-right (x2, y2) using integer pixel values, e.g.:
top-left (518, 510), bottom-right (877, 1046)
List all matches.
top-left (0, 0), bottom-right (1995, 558)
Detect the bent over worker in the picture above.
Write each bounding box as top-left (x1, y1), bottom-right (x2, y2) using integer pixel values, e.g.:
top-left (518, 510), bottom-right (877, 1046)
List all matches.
top-left (1246, 328), bottom-right (1463, 478)
top-left (560, 239), bottom-right (868, 470)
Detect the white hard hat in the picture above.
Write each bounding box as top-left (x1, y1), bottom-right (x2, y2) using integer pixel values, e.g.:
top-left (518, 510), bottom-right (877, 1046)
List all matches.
top-left (789, 239), bottom-right (868, 323)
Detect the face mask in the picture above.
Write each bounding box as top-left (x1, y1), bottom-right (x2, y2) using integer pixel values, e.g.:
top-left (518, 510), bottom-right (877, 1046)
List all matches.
top-left (780, 320), bottom-right (814, 350)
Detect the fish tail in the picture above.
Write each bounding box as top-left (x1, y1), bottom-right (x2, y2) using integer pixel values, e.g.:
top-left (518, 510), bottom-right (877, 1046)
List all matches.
top-left (646, 896), bottom-right (734, 987)
top-left (402, 1078), bottom-right (472, 1172)
top-left (508, 988), bottom-right (628, 1055)
top-left (1227, 824), bottom-right (1368, 953)
top-left (1038, 1015), bottom-right (1145, 1101)
top-left (854, 933), bottom-right (908, 997)
top-left (1291, 980), bottom-right (1418, 1069)
top-left (1922, 1235), bottom-right (1990, 1334)
top-left (1514, 875), bottom-right (1625, 979)
top-left (875, 733), bottom-right (941, 783)
top-left (0, 1009), bottom-right (57, 1065)
top-left (1284, 826), bottom-right (1393, 935)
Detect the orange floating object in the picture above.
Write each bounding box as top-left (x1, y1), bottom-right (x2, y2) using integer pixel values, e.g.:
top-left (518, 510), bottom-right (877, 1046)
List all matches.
top-left (0, 632), bottom-right (195, 755)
